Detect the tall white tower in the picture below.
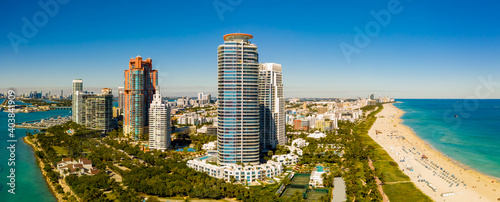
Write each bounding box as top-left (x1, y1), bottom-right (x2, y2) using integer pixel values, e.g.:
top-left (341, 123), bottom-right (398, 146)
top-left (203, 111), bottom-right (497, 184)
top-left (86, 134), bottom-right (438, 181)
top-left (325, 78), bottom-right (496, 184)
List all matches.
top-left (72, 79), bottom-right (83, 122)
top-left (149, 89), bottom-right (171, 151)
top-left (259, 63), bottom-right (286, 150)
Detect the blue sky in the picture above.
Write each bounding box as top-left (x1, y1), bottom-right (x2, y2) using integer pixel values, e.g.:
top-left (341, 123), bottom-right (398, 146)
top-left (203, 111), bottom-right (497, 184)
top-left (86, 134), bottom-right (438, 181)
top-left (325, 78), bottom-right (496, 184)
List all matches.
top-left (1, 0), bottom-right (500, 98)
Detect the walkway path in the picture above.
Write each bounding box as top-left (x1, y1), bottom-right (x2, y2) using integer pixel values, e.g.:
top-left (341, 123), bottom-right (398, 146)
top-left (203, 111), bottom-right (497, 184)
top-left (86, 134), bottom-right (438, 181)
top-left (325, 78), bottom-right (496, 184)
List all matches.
top-left (368, 158), bottom-right (389, 202)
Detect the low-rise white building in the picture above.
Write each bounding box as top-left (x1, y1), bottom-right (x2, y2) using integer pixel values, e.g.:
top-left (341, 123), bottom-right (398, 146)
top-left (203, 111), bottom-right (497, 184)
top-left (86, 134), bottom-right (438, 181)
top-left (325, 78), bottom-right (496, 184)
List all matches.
top-left (307, 131), bottom-right (326, 139)
top-left (292, 138), bottom-right (309, 148)
top-left (286, 145), bottom-right (304, 156)
top-left (272, 154), bottom-right (300, 166)
top-left (202, 141), bottom-right (217, 150)
top-left (197, 125), bottom-right (208, 133)
top-left (187, 157), bottom-right (284, 183)
top-left (175, 113), bottom-right (212, 126)
top-left (310, 169), bottom-right (326, 187)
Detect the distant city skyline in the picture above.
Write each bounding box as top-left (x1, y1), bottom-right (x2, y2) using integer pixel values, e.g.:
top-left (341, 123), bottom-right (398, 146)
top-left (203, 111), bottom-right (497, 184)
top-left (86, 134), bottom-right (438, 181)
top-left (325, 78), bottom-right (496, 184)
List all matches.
top-left (4, 86), bottom-right (500, 100)
top-left (2, 1), bottom-right (500, 98)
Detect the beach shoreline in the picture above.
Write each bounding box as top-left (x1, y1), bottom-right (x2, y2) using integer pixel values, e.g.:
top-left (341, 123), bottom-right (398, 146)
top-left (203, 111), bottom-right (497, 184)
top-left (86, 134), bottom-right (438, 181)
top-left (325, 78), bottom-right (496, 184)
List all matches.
top-left (397, 114), bottom-right (500, 183)
top-left (368, 103), bottom-right (500, 202)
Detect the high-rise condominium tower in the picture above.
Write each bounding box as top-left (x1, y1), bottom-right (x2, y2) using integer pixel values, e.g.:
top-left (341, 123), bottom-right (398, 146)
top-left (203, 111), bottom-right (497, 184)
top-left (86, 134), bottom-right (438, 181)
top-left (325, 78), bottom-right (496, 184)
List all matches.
top-left (149, 89), bottom-right (171, 151)
top-left (124, 56), bottom-right (158, 138)
top-left (72, 79), bottom-right (83, 122)
top-left (259, 63), bottom-right (286, 150)
top-left (78, 88), bottom-right (113, 132)
top-left (217, 33), bottom-right (260, 165)
top-left (72, 84), bottom-right (113, 132)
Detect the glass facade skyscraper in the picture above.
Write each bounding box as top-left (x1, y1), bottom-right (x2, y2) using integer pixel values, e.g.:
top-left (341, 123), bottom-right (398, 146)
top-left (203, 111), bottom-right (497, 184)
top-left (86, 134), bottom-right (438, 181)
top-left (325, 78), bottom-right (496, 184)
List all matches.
top-left (77, 88), bottom-right (113, 132)
top-left (217, 33), bottom-right (260, 166)
top-left (72, 82), bottom-right (113, 132)
top-left (124, 56), bottom-right (158, 138)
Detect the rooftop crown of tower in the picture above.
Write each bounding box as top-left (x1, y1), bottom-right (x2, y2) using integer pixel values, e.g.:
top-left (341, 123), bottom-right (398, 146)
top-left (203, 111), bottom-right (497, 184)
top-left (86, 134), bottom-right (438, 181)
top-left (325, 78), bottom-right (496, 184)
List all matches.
top-left (223, 33), bottom-right (253, 42)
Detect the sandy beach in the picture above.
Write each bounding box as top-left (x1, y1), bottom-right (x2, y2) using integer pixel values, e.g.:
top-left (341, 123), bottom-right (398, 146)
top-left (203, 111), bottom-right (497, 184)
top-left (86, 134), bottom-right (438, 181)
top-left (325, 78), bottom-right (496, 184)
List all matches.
top-left (368, 103), bottom-right (500, 202)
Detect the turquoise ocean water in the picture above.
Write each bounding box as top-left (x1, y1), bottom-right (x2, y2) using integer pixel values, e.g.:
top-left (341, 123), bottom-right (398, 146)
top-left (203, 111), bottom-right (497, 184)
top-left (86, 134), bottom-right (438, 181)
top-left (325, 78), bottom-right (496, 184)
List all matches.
top-left (0, 99), bottom-right (65, 201)
top-left (394, 99), bottom-right (500, 179)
